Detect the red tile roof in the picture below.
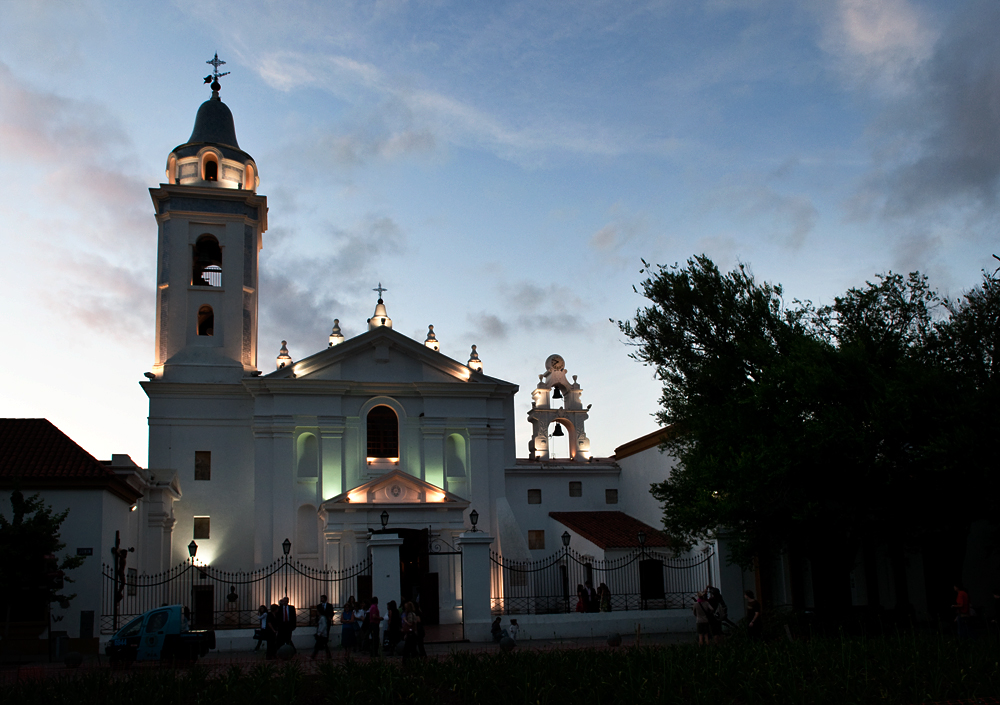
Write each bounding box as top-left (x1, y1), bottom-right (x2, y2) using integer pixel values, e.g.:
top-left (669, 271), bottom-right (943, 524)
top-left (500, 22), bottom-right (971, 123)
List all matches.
top-left (549, 511), bottom-right (671, 549)
top-left (0, 419), bottom-right (141, 501)
top-left (613, 426), bottom-right (676, 460)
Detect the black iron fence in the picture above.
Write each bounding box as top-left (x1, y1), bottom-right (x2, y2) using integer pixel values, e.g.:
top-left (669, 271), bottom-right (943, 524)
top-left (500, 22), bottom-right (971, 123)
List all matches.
top-left (101, 557), bottom-right (371, 635)
top-left (490, 547), bottom-right (714, 615)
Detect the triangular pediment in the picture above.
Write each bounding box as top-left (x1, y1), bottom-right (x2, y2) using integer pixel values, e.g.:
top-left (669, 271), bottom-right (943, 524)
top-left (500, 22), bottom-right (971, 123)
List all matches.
top-left (258, 326), bottom-right (515, 388)
top-left (322, 469), bottom-right (468, 508)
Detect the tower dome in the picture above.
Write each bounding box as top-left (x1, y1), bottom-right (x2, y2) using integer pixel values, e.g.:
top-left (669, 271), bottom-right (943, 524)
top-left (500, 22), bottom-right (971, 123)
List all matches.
top-left (163, 56), bottom-right (259, 192)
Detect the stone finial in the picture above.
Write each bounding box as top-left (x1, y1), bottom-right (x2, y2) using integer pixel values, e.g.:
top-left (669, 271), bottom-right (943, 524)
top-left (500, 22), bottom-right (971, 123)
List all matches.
top-left (424, 325), bottom-right (440, 352)
top-left (329, 319), bottom-right (345, 347)
top-left (276, 340), bottom-right (292, 369)
top-left (367, 297), bottom-right (393, 331)
top-left (467, 345), bottom-right (483, 372)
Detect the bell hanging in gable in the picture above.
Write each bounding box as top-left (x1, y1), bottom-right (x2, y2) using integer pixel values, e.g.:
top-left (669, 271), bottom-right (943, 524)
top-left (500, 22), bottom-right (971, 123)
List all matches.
top-left (552, 423), bottom-right (565, 437)
top-left (552, 386), bottom-right (563, 399)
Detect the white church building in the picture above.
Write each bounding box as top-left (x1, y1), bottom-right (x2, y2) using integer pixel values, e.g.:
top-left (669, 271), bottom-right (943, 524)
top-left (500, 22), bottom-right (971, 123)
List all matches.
top-left (2, 70), bottom-right (731, 653)
top-left (137, 72), bottom-right (709, 628)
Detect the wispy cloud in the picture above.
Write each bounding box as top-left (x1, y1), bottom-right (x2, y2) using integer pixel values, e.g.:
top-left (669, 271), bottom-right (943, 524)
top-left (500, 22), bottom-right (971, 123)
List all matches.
top-left (704, 177), bottom-right (818, 250)
top-left (818, 0), bottom-right (935, 93)
top-left (259, 215), bottom-right (408, 353)
top-left (0, 62), bottom-right (152, 342)
top-left (846, 1), bottom-right (1000, 224)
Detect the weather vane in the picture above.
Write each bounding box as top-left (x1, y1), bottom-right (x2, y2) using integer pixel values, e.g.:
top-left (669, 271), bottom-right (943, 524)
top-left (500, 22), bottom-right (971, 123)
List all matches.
top-left (203, 53), bottom-right (230, 92)
top-left (373, 283), bottom-right (388, 300)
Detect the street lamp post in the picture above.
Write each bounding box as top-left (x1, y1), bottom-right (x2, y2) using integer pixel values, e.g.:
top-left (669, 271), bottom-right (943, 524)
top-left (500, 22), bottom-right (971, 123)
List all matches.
top-left (282, 538), bottom-right (291, 598)
top-left (187, 541), bottom-right (198, 627)
top-left (637, 530), bottom-right (646, 610)
top-left (561, 531), bottom-right (571, 612)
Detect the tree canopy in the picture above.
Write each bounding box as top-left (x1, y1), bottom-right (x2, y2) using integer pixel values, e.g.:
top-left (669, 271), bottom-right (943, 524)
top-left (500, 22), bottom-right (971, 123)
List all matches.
top-left (619, 255), bottom-right (999, 612)
top-left (0, 490), bottom-right (85, 626)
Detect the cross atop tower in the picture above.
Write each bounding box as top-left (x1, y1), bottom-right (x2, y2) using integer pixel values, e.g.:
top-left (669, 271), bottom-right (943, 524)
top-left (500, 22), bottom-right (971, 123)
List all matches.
top-left (373, 282), bottom-right (388, 300)
top-left (203, 53), bottom-right (230, 94)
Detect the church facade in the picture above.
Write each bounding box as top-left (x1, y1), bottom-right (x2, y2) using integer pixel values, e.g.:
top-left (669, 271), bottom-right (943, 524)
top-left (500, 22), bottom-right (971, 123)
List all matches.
top-left (138, 75), bottom-right (679, 628)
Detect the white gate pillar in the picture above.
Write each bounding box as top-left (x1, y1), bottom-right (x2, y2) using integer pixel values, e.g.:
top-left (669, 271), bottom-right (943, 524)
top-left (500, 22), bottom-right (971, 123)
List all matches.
top-left (714, 534), bottom-right (746, 622)
top-left (368, 534), bottom-right (403, 607)
top-left (457, 532), bottom-right (495, 642)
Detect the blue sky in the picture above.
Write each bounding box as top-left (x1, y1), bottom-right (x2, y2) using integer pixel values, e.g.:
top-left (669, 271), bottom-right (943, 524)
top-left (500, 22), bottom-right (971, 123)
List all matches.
top-left (0, 0), bottom-right (997, 466)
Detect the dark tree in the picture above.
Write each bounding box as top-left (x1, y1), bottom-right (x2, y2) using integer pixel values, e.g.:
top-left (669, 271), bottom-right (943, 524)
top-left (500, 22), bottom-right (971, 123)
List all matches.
top-left (0, 490), bottom-right (85, 645)
top-left (618, 256), bottom-right (990, 618)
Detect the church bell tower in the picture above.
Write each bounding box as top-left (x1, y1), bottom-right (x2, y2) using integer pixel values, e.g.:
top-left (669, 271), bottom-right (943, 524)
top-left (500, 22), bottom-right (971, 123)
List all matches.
top-left (149, 56), bottom-right (267, 383)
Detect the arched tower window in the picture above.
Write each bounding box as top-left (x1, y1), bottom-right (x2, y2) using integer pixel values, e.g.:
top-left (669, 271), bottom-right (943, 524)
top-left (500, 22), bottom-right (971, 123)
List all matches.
top-left (366, 405), bottom-right (399, 458)
top-left (197, 305), bottom-right (214, 336)
top-left (203, 155), bottom-right (218, 181)
top-left (167, 156), bottom-right (177, 185)
top-left (297, 433), bottom-right (319, 478)
top-left (244, 163), bottom-right (255, 192)
top-left (192, 235), bottom-right (222, 286)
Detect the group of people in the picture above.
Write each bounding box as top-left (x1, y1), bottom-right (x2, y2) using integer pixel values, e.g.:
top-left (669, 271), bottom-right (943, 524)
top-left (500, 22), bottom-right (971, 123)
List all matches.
top-left (253, 593), bottom-right (428, 660)
top-left (574, 580), bottom-right (612, 613)
top-left (340, 596), bottom-right (428, 661)
top-left (253, 596), bottom-right (301, 659)
top-left (692, 586), bottom-right (760, 645)
top-left (491, 616), bottom-right (520, 642)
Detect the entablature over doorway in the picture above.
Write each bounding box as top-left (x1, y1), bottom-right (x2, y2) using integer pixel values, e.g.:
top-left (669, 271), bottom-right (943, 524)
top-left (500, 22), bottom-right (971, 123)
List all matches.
top-left (320, 469), bottom-right (470, 535)
top-left (321, 468), bottom-right (468, 507)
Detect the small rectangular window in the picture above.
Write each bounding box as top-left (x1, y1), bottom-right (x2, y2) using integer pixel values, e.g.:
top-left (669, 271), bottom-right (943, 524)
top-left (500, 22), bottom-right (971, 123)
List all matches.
top-left (605, 489), bottom-right (619, 504)
top-left (195, 451), bottom-right (211, 481)
top-left (569, 481), bottom-right (582, 497)
top-left (528, 530), bottom-right (545, 550)
top-left (193, 516), bottom-right (210, 539)
top-left (527, 489), bottom-right (542, 504)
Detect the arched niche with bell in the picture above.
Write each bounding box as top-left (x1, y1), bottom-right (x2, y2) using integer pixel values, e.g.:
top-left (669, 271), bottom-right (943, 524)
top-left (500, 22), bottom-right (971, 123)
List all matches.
top-left (527, 354), bottom-right (592, 461)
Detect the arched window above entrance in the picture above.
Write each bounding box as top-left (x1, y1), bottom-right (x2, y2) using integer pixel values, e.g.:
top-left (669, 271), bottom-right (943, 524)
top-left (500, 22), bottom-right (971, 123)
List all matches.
top-left (366, 405), bottom-right (398, 459)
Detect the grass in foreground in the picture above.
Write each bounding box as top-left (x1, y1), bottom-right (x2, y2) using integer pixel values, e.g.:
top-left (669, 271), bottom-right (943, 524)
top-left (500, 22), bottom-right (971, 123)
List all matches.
top-left (2, 633), bottom-right (997, 705)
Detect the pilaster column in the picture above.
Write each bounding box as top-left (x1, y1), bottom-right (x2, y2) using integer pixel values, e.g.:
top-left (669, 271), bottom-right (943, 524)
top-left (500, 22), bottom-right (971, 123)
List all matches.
top-left (319, 417), bottom-right (345, 501)
top-left (421, 420), bottom-right (445, 488)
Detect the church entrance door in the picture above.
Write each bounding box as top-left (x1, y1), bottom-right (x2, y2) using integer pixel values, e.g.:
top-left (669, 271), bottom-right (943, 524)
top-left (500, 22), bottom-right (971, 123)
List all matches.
top-left (395, 528), bottom-right (440, 625)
